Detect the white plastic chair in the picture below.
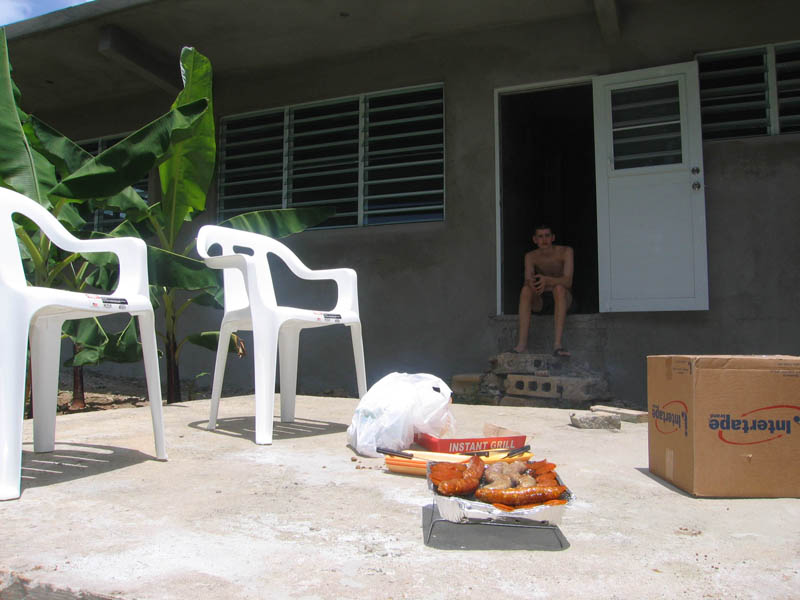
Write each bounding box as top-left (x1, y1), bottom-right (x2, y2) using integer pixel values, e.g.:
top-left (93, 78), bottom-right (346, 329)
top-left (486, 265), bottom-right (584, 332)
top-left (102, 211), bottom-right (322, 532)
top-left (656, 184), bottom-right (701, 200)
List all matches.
top-left (196, 225), bottom-right (367, 445)
top-left (0, 188), bottom-right (167, 501)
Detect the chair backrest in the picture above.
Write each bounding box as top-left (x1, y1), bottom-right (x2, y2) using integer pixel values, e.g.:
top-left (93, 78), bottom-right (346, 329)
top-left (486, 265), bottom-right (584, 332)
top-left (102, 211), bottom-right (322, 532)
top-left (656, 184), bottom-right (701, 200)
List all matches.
top-left (196, 225), bottom-right (285, 311)
top-left (0, 187), bottom-right (72, 290)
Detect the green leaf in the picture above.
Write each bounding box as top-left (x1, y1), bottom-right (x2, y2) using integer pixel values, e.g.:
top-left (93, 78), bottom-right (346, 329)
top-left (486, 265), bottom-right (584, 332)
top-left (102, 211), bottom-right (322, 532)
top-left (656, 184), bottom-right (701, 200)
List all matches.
top-left (147, 245), bottom-right (219, 290)
top-left (49, 98), bottom-right (208, 200)
top-left (0, 29), bottom-right (51, 205)
top-left (219, 207), bottom-right (335, 238)
top-left (26, 115), bottom-right (90, 177)
top-left (84, 265), bottom-right (118, 292)
top-left (63, 318), bottom-right (110, 348)
top-left (158, 47), bottom-right (216, 249)
top-left (26, 116), bottom-right (150, 222)
top-left (66, 346), bottom-right (102, 367)
top-left (191, 285), bottom-right (224, 310)
top-left (186, 331), bottom-right (242, 354)
top-left (102, 318), bottom-right (145, 363)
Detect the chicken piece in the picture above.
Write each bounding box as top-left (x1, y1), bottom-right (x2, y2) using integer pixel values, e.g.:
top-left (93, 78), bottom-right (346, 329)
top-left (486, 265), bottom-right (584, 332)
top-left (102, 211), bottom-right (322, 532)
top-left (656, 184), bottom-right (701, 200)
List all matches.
top-left (481, 475), bottom-right (513, 489)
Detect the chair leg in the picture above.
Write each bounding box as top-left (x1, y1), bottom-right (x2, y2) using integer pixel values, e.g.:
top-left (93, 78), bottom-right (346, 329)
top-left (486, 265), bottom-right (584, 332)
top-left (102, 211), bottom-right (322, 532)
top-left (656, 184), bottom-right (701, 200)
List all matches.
top-left (278, 326), bottom-right (300, 423)
top-left (137, 311), bottom-right (167, 460)
top-left (208, 321), bottom-right (236, 432)
top-left (0, 312), bottom-right (31, 501)
top-left (30, 317), bottom-right (63, 454)
top-left (350, 322), bottom-right (367, 398)
top-left (251, 315), bottom-right (280, 445)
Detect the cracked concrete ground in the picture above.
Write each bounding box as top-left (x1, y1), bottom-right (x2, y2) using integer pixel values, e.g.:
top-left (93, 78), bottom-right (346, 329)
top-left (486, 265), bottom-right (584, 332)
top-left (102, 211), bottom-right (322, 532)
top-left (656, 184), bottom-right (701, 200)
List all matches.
top-left (1, 395), bottom-right (798, 599)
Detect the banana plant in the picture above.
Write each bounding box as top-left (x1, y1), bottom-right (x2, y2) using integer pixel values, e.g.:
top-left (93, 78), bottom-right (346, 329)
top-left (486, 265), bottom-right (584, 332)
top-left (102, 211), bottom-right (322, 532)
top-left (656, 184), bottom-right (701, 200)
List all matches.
top-left (0, 29), bottom-right (209, 407)
top-left (2, 29), bottom-right (333, 406)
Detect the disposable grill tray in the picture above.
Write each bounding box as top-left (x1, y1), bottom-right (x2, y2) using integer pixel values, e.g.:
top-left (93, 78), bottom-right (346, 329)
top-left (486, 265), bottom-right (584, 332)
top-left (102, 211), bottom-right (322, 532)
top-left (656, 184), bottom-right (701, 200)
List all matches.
top-left (422, 503), bottom-right (570, 550)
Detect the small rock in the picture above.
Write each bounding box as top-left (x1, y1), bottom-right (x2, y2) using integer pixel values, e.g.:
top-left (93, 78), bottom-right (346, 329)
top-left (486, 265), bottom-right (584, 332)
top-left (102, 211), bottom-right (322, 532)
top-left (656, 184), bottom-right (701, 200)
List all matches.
top-left (570, 411), bottom-right (621, 429)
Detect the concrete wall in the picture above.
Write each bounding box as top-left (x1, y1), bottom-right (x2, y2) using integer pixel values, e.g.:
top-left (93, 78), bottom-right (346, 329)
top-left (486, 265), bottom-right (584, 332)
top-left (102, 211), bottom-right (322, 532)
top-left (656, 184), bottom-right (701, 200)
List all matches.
top-left (51, 1), bottom-right (800, 404)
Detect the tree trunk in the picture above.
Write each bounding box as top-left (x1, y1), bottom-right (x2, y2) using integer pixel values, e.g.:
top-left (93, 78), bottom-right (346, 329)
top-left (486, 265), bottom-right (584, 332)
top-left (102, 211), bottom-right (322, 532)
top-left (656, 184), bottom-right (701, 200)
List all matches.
top-left (24, 352), bottom-right (33, 420)
top-left (165, 329), bottom-right (182, 404)
top-left (70, 343), bottom-right (86, 410)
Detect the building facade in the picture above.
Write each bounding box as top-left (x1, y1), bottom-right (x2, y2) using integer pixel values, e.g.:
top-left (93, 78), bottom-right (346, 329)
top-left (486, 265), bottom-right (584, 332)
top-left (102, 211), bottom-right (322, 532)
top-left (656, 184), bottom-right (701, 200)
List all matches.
top-left (8, 0), bottom-right (800, 406)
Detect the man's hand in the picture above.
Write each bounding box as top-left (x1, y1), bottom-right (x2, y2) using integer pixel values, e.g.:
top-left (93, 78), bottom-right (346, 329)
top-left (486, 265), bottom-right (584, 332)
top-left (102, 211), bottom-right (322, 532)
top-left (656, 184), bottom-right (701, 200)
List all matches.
top-left (532, 275), bottom-right (546, 294)
top-left (524, 277), bottom-right (542, 296)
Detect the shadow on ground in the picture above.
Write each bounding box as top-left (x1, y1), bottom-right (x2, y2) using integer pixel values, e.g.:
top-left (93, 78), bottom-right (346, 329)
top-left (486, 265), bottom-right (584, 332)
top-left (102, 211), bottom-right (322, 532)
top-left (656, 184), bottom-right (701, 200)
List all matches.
top-left (635, 467), bottom-right (693, 497)
top-left (187, 416), bottom-right (348, 442)
top-left (0, 571), bottom-right (117, 599)
top-left (20, 442), bottom-right (155, 496)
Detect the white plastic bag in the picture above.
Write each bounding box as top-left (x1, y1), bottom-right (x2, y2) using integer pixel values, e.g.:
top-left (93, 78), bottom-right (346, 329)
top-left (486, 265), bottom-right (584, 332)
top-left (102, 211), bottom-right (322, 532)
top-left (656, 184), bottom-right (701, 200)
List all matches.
top-left (347, 372), bottom-right (456, 457)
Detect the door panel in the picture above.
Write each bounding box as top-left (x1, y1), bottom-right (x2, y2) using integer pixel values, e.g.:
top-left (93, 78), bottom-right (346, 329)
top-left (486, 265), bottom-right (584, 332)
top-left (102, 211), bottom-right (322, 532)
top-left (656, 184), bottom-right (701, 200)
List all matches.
top-left (594, 62), bottom-right (708, 312)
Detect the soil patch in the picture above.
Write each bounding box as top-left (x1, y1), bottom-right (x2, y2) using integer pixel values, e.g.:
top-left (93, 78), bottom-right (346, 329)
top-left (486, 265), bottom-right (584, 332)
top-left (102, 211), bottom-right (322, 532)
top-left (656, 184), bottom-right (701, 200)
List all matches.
top-left (55, 370), bottom-right (209, 414)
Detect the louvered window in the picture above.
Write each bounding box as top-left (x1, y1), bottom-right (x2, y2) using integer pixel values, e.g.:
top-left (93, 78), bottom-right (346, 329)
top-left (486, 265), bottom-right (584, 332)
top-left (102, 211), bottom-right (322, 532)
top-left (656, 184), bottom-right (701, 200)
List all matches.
top-left (610, 82), bottom-right (682, 169)
top-left (218, 84), bottom-right (445, 227)
top-left (776, 44), bottom-right (800, 133)
top-left (698, 41), bottom-right (800, 140)
top-left (80, 134), bottom-right (150, 232)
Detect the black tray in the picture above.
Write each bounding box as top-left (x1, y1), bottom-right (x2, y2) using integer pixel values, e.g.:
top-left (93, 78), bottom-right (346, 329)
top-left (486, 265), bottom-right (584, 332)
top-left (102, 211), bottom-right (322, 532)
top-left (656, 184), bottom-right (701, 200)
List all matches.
top-left (421, 503), bottom-right (570, 551)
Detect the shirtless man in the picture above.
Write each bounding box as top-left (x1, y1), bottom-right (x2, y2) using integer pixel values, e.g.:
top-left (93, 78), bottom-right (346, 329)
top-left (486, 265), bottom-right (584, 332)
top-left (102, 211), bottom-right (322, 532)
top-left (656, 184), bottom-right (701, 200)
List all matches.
top-left (512, 224), bottom-right (574, 356)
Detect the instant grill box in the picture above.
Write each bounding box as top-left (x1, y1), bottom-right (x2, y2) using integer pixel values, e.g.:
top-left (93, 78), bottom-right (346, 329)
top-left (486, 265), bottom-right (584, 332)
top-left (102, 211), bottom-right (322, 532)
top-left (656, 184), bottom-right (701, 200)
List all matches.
top-left (414, 432), bottom-right (526, 454)
top-left (647, 355), bottom-right (800, 498)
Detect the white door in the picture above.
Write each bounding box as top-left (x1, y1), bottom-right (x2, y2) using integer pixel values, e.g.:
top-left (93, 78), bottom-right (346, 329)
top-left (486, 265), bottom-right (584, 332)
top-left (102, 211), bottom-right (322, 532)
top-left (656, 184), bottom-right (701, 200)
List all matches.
top-left (593, 62), bottom-right (708, 312)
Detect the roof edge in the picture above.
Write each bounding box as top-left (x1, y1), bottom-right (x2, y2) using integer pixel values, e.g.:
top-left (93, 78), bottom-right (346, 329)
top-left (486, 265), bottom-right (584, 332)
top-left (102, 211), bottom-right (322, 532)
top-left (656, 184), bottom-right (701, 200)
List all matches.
top-left (5, 0), bottom-right (158, 40)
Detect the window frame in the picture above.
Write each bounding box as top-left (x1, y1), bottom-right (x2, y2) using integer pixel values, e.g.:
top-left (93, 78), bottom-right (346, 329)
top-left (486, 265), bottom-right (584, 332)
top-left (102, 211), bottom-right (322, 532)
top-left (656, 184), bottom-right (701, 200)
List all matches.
top-left (696, 40), bottom-right (800, 141)
top-left (217, 83), bottom-right (446, 228)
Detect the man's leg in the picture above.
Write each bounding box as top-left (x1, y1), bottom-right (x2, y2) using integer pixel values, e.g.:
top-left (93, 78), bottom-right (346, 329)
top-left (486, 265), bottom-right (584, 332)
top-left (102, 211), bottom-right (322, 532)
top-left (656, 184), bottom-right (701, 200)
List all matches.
top-left (514, 284), bottom-right (543, 352)
top-left (552, 284), bottom-right (573, 354)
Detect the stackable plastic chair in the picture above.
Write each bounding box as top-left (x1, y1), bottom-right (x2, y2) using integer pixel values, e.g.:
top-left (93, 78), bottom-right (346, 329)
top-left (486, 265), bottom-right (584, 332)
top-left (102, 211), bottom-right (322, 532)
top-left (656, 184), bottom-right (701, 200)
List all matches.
top-left (196, 225), bottom-right (367, 445)
top-left (0, 188), bottom-right (167, 501)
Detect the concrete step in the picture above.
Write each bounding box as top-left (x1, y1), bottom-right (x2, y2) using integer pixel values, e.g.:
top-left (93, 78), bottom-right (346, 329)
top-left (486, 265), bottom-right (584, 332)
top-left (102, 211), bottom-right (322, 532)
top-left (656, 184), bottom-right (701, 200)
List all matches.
top-left (490, 352), bottom-right (596, 377)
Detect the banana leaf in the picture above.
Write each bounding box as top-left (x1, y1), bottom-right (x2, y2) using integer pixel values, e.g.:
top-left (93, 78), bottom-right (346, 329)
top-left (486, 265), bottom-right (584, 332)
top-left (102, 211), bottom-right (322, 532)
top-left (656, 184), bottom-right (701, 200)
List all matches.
top-left (26, 116), bottom-right (150, 222)
top-left (0, 29), bottom-right (49, 206)
top-left (83, 264), bottom-right (118, 292)
top-left (63, 317), bottom-right (110, 348)
top-left (49, 98), bottom-right (208, 200)
top-left (158, 47), bottom-right (215, 249)
top-left (62, 318), bottom-right (109, 367)
top-left (191, 285), bottom-right (224, 310)
top-left (185, 331), bottom-right (241, 353)
top-left (147, 245), bottom-right (219, 291)
top-left (220, 206), bottom-right (335, 238)
top-left (66, 346), bottom-right (103, 367)
top-left (101, 318), bottom-right (146, 363)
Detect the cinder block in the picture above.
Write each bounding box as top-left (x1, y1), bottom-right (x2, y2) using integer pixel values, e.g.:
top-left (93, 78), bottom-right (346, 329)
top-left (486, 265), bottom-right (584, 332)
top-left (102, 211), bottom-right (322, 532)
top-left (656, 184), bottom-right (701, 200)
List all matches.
top-left (505, 374), bottom-right (563, 398)
top-left (450, 373), bottom-right (482, 394)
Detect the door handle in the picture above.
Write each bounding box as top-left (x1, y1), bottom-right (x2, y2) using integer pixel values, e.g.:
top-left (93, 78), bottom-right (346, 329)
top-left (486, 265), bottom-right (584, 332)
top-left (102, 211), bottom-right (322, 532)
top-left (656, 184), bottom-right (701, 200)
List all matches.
top-left (692, 181), bottom-right (702, 191)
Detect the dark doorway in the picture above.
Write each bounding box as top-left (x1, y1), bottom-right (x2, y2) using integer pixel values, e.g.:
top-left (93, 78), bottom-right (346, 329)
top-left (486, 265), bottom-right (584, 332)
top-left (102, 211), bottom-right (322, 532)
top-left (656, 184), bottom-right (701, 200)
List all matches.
top-left (500, 84), bottom-right (598, 314)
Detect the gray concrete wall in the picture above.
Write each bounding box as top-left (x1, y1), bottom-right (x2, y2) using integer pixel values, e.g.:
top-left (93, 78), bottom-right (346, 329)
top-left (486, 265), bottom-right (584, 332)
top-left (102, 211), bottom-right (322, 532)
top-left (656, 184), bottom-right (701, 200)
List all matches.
top-left (49, 1), bottom-right (800, 404)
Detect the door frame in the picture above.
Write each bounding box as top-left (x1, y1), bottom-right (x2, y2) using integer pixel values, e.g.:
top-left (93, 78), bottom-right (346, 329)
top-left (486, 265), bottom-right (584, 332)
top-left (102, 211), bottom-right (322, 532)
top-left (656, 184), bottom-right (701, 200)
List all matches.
top-left (493, 76), bottom-right (592, 315)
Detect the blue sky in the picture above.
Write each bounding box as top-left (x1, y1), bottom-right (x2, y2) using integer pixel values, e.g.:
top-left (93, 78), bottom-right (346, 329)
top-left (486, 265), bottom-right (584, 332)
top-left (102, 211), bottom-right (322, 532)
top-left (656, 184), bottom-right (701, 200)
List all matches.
top-left (1, 0), bottom-right (95, 27)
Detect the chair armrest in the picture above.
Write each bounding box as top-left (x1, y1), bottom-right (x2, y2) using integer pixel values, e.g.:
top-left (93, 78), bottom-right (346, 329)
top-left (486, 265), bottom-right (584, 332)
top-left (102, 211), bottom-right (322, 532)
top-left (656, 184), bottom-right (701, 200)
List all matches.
top-left (202, 254), bottom-right (250, 271)
top-left (69, 236), bottom-right (151, 298)
top-left (302, 267), bottom-right (360, 314)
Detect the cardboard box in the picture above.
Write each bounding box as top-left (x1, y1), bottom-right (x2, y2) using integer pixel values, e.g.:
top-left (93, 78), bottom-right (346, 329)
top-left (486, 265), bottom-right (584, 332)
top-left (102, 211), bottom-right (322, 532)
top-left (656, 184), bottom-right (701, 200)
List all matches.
top-left (647, 355), bottom-right (800, 497)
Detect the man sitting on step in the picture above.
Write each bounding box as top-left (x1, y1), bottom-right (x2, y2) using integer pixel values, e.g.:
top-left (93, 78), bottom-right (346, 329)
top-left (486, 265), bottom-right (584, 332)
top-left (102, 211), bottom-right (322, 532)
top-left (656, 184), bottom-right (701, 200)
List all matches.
top-left (512, 223), bottom-right (573, 357)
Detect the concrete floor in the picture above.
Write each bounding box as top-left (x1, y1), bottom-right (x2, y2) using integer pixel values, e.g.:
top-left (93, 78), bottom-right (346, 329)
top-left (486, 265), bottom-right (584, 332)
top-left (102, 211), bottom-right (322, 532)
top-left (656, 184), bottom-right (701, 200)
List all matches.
top-left (1, 395), bottom-right (798, 599)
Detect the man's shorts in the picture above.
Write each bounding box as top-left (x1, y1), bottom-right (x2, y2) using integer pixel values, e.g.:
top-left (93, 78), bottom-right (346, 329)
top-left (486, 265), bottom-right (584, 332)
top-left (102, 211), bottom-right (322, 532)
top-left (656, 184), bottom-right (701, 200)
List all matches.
top-left (532, 291), bottom-right (576, 315)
